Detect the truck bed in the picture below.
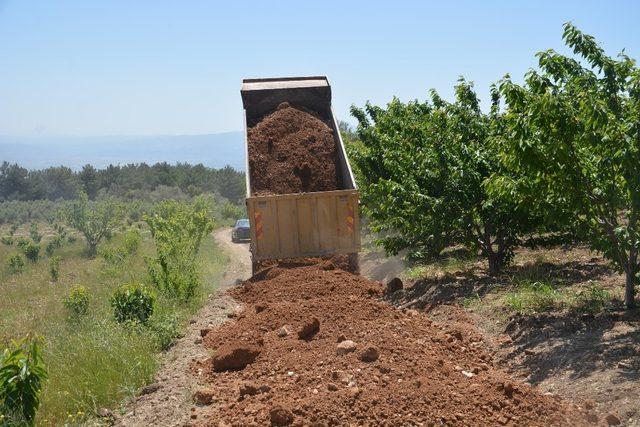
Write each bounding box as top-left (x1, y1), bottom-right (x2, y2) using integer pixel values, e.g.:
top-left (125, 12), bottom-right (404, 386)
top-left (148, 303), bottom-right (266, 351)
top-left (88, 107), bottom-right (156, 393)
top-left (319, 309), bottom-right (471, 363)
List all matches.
top-left (241, 76), bottom-right (360, 264)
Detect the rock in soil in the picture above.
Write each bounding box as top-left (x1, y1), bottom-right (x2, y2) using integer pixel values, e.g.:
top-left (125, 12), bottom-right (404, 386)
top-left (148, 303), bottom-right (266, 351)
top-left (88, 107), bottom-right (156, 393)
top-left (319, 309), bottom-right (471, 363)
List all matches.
top-left (336, 340), bottom-right (357, 355)
top-left (192, 388), bottom-right (216, 405)
top-left (297, 317), bottom-right (320, 340)
top-left (358, 346), bottom-right (379, 362)
top-left (212, 343), bottom-right (261, 372)
top-left (269, 405), bottom-right (294, 426)
top-left (139, 383), bottom-right (162, 396)
top-left (239, 381), bottom-right (271, 398)
top-left (606, 413), bottom-right (621, 425)
top-left (277, 325), bottom-right (292, 337)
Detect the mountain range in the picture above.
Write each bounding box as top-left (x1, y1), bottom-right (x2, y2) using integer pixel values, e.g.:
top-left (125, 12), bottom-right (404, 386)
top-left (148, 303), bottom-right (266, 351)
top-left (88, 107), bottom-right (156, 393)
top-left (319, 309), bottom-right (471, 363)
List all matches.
top-left (0, 132), bottom-right (245, 171)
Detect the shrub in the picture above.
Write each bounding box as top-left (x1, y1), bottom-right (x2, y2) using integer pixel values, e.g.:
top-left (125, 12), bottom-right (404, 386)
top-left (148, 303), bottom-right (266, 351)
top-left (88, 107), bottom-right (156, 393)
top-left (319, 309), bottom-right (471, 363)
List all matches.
top-left (63, 286), bottom-right (90, 317)
top-left (1, 236), bottom-right (13, 246)
top-left (0, 337), bottom-right (48, 425)
top-left (7, 254), bottom-right (25, 273)
top-left (49, 256), bottom-right (62, 282)
top-left (29, 223), bottom-right (42, 243)
top-left (110, 284), bottom-right (155, 325)
top-left (9, 224), bottom-right (19, 236)
top-left (21, 242), bottom-right (40, 263)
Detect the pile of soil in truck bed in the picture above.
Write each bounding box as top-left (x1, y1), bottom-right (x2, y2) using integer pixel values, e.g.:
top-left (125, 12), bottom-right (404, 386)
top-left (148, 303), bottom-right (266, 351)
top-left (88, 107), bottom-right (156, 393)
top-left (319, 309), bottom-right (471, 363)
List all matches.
top-left (193, 265), bottom-right (592, 426)
top-left (248, 102), bottom-right (341, 196)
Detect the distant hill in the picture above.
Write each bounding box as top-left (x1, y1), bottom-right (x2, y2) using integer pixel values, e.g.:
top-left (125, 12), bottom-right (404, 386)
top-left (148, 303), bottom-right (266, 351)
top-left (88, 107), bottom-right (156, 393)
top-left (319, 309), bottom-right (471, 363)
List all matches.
top-left (0, 132), bottom-right (245, 170)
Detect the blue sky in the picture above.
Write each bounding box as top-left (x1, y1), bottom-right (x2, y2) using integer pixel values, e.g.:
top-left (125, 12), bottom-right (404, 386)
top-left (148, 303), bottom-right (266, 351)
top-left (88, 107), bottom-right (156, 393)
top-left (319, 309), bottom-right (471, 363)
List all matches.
top-left (1, 0), bottom-right (639, 137)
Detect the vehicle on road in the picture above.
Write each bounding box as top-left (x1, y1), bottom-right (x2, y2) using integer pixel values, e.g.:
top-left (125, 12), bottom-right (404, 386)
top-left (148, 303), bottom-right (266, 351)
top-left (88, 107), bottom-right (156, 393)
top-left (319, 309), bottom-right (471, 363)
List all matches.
top-left (232, 219), bottom-right (250, 243)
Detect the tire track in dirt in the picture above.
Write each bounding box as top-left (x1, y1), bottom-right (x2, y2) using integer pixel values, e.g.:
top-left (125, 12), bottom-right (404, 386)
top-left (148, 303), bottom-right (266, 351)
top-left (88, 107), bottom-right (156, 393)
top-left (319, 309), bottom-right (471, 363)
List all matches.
top-left (114, 228), bottom-right (248, 427)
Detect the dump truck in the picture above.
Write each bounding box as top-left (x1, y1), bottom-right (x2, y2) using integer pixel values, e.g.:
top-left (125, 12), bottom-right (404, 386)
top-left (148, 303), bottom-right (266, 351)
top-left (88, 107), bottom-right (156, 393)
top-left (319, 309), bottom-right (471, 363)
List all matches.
top-left (241, 76), bottom-right (360, 274)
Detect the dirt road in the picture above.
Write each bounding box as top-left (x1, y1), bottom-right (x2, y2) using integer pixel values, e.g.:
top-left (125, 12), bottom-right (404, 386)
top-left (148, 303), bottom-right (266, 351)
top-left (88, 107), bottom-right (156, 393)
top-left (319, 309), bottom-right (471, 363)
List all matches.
top-left (115, 228), bottom-right (249, 427)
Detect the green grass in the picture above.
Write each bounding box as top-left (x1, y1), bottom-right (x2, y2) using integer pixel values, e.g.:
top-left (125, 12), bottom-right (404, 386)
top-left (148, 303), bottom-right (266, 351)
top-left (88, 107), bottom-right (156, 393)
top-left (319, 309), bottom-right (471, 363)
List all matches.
top-left (503, 280), bottom-right (611, 315)
top-left (0, 223), bottom-right (228, 425)
top-left (504, 281), bottom-right (563, 313)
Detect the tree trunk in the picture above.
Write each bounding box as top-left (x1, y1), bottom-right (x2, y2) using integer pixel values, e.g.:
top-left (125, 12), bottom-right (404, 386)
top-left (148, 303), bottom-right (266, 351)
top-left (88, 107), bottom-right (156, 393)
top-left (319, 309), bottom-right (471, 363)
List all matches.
top-left (625, 269), bottom-right (636, 310)
top-left (487, 252), bottom-right (501, 276)
top-left (87, 242), bottom-right (97, 258)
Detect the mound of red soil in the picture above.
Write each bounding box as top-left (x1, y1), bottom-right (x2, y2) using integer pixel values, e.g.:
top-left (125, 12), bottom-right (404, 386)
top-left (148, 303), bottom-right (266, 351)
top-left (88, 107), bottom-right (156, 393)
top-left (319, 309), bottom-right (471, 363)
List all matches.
top-left (248, 103), bottom-right (340, 195)
top-left (196, 266), bottom-right (589, 425)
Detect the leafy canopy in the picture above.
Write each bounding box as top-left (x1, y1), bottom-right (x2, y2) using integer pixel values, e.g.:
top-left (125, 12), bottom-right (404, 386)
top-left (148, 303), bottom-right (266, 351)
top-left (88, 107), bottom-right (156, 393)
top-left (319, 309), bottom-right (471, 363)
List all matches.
top-left (350, 79), bottom-right (535, 273)
top-left (66, 192), bottom-right (123, 257)
top-left (498, 23), bottom-right (640, 307)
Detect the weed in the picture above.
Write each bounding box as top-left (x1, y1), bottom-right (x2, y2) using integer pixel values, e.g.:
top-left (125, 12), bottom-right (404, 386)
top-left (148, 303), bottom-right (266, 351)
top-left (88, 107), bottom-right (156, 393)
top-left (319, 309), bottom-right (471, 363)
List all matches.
top-left (1, 236), bottom-right (13, 246)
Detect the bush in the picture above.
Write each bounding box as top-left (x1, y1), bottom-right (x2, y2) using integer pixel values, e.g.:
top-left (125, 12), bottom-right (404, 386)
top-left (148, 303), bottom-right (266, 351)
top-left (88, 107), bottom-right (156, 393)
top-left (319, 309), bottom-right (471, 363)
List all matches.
top-left (0, 337), bottom-right (48, 425)
top-left (20, 241), bottom-right (40, 263)
top-left (110, 284), bottom-right (155, 325)
top-left (7, 254), bottom-right (25, 273)
top-left (1, 236), bottom-right (13, 246)
top-left (49, 256), bottom-right (62, 282)
top-left (63, 286), bottom-right (90, 317)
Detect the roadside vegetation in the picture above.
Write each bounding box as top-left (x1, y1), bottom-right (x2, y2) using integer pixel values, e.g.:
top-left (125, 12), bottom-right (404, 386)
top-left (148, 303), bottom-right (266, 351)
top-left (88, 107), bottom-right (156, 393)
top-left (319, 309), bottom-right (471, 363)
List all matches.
top-left (0, 167), bottom-right (243, 424)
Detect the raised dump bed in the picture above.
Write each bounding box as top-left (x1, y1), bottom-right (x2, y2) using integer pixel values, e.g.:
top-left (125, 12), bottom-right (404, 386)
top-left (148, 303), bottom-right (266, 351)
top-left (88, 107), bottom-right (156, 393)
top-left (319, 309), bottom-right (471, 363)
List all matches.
top-left (241, 76), bottom-right (360, 271)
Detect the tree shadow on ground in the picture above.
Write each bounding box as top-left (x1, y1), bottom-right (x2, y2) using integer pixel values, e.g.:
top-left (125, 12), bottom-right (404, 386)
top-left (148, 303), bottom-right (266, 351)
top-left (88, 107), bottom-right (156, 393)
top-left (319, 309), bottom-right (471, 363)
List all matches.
top-left (384, 269), bottom-right (498, 310)
top-left (384, 256), bottom-right (614, 310)
top-left (502, 309), bottom-right (640, 386)
top-left (507, 259), bottom-right (614, 288)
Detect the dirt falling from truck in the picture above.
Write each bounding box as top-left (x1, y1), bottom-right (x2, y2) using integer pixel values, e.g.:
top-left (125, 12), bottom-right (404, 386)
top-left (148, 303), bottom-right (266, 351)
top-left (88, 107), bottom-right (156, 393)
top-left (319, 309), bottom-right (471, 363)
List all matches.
top-left (194, 265), bottom-right (590, 426)
top-left (248, 102), bottom-right (341, 196)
